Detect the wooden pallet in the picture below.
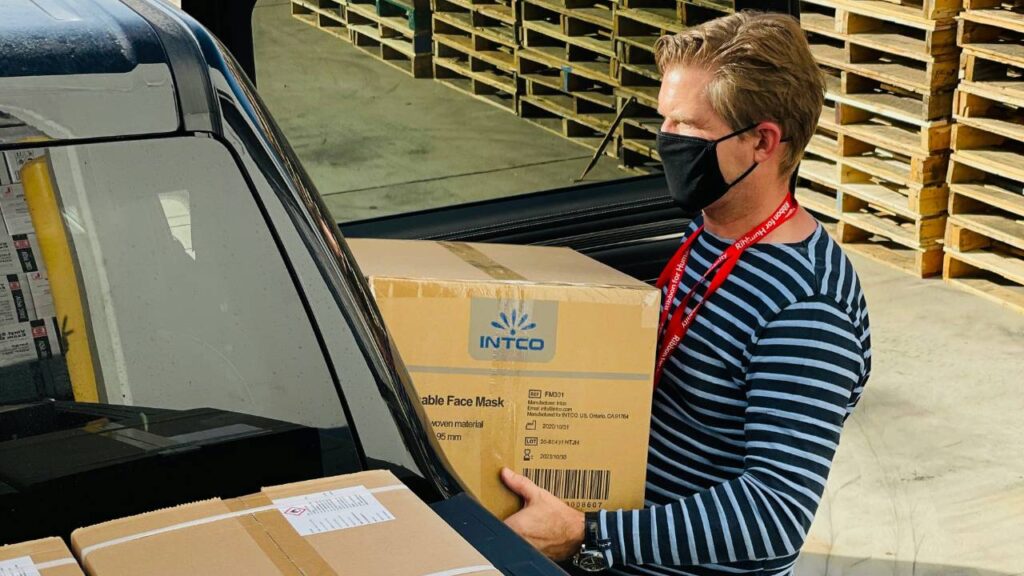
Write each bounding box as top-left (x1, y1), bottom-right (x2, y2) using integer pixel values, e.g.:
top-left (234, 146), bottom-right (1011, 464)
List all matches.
top-left (944, 223), bottom-right (1024, 313)
top-left (614, 7), bottom-right (685, 66)
top-left (617, 96), bottom-right (661, 169)
top-left (520, 0), bottom-right (617, 85)
top-left (517, 47), bottom-right (619, 153)
top-left (433, 0), bottom-right (518, 48)
top-left (963, 0), bottom-right (1024, 9)
top-left (802, 1), bottom-right (843, 40)
top-left (518, 94), bottom-right (618, 154)
top-left (846, 44), bottom-right (960, 95)
top-left (837, 101), bottom-right (952, 158)
top-left (621, 0), bottom-right (731, 25)
top-left (810, 44), bottom-right (959, 124)
top-left (840, 131), bottom-right (949, 189)
top-left (292, 0), bottom-right (350, 39)
top-left (440, 0), bottom-right (519, 32)
top-left (616, 61), bottom-right (660, 108)
top-left (807, 0), bottom-right (963, 22)
top-left (798, 149), bottom-right (843, 220)
top-left (294, 0), bottom-right (433, 77)
top-left (842, 9), bottom-right (958, 61)
top-left (958, 9), bottom-right (1024, 113)
top-left (806, 28), bottom-right (849, 70)
top-left (837, 209), bottom-right (947, 276)
top-left (945, 87), bottom-right (1024, 311)
top-left (840, 70), bottom-right (956, 121)
top-left (433, 21), bottom-right (518, 111)
top-left (378, 0), bottom-right (432, 32)
top-left (349, 22), bottom-right (434, 77)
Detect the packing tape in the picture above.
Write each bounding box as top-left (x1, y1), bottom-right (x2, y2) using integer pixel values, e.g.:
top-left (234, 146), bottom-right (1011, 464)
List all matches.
top-left (439, 242), bottom-right (526, 282)
top-left (227, 492), bottom-right (338, 576)
top-left (78, 484), bottom-right (411, 560)
top-left (34, 558), bottom-right (78, 571)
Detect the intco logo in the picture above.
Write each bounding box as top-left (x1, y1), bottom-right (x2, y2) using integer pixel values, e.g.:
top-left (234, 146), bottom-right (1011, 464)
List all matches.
top-left (469, 298), bottom-right (558, 363)
top-left (480, 309), bottom-right (545, 352)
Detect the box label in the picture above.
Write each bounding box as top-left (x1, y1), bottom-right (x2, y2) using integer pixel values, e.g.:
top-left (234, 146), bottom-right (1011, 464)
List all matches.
top-left (0, 274), bottom-right (32, 324)
top-left (273, 486), bottom-right (395, 536)
top-left (3, 149), bottom-right (44, 183)
top-left (0, 184), bottom-right (34, 236)
top-left (468, 298), bottom-right (558, 363)
top-left (0, 319), bottom-right (58, 368)
top-left (0, 556), bottom-right (42, 576)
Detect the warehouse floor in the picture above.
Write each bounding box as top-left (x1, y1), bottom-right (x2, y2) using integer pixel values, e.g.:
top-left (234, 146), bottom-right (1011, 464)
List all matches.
top-left (252, 0), bottom-right (623, 223)
top-left (253, 1), bottom-right (1024, 573)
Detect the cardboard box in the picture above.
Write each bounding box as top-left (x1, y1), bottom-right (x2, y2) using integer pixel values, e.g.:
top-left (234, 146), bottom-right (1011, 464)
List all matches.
top-left (0, 183), bottom-right (34, 236)
top-left (0, 318), bottom-right (65, 406)
top-left (348, 239), bottom-right (658, 518)
top-left (0, 536), bottom-right (84, 576)
top-left (2, 149), bottom-right (44, 184)
top-left (71, 470), bottom-right (501, 576)
top-left (0, 237), bottom-right (17, 276)
top-left (0, 154), bottom-right (10, 186)
top-left (25, 270), bottom-right (53, 320)
top-left (0, 318), bottom-right (59, 369)
top-left (0, 274), bottom-right (34, 325)
top-left (0, 235), bottom-right (52, 320)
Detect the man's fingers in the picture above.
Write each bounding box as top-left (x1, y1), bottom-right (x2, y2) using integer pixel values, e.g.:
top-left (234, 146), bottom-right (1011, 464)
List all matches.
top-left (500, 467), bottom-right (541, 503)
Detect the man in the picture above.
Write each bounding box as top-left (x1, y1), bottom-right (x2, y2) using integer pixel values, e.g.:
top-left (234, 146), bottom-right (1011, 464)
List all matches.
top-left (500, 12), bottom-right (871, 576)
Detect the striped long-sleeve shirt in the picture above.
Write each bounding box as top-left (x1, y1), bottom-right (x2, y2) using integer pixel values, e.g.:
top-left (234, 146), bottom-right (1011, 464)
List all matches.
top-left (589, 218), bottom-right (871, 576)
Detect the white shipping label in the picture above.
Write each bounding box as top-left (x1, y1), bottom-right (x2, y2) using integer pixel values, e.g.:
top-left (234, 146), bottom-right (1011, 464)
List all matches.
top-left (273, 486), bottom-right (395, 536)
top-left (0, 556), bottom-right (42, 576)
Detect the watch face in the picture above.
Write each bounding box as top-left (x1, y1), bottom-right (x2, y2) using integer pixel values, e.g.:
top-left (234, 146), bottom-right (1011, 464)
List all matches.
top-left (575, 551), bottom-right (608, 572)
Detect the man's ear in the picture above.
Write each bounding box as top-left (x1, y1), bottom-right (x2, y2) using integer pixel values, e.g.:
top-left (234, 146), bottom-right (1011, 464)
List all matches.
top-left (752, 122), bottom-right (784, 164)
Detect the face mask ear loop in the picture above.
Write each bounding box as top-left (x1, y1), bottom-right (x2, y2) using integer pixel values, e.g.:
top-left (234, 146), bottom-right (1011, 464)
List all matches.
top-left (724, 161), bottom-right (759, 190)
top-left (714, 123), bottom-right (759, 144)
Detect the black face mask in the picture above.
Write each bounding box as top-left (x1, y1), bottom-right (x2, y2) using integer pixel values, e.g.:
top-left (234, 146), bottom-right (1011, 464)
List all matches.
top-left (657, 124), bottom-right (761, 215)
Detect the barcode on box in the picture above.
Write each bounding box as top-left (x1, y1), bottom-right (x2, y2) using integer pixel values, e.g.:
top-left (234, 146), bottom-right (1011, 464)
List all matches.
top-left (523, 468), bottom-right (611, 501)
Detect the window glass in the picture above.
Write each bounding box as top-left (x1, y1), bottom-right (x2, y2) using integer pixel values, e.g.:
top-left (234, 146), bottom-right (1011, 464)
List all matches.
top-left (251, 0), bottom-right (636, 223)
top-left (0, 135), bottom-right (358, 480)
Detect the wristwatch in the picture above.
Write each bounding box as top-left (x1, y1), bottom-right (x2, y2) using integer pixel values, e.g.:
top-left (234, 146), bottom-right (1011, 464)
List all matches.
top-left (572, 515), bottom-right (611, 572)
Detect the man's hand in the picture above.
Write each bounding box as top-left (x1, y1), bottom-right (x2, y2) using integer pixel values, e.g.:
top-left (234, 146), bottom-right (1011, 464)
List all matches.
top-left (500, 467), bottom-right (585, 561)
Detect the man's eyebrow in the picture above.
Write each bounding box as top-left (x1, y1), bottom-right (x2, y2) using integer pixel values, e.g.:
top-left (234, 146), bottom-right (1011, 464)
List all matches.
top-left (661, 112), bottom-right (699, 126)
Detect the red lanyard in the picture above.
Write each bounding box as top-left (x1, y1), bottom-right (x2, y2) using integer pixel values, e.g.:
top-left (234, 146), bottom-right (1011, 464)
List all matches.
top-left (654, 193), bottom-right (799, 388)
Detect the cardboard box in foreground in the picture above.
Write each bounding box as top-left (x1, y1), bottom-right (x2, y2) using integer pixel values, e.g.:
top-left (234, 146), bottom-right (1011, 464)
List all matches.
top-left (0, 536), bottom-right (84, 575)
top-left (71, 470), bottom-right (500, 576)
top-left (349, 239), bottom-right (659, 519)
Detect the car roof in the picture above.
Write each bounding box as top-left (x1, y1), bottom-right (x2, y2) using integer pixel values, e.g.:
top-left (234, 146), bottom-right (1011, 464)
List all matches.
top-left (0, 0), bottom-right (167, 78)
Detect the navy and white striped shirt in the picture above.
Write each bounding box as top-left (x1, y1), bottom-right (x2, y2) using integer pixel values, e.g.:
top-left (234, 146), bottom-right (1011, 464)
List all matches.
top-left (592, 217), bottom-right (871, 576)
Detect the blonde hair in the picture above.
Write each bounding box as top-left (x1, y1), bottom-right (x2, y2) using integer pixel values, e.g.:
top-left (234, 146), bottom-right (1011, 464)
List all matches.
top-left (655, 12), bottom-right (824, 176)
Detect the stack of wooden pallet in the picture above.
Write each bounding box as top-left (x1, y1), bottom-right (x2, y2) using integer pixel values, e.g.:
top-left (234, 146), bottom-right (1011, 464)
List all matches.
top-left (614, 1), bottom-right (734, 170)
top-left (943, 0), bottom-right (1024, 312)
top-left (292, 0), bottom-right (433, 78)
top-left (800, 0), bottom-right (961, 278)
top-left (514, 0), bottom-right (619, 156)
top-left (431, 0), bottom-right (519, 111)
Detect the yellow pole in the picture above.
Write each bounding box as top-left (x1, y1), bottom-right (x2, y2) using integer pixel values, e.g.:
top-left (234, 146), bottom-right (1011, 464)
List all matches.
top-left (21, 156), bottom-right (100, 402)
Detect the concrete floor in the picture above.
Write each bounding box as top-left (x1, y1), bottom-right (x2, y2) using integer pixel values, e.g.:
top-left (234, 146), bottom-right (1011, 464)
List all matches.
top-left (252, 0), bottom-right (623, 223)
top-left (253, 1), bottom-right (1024, 573)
